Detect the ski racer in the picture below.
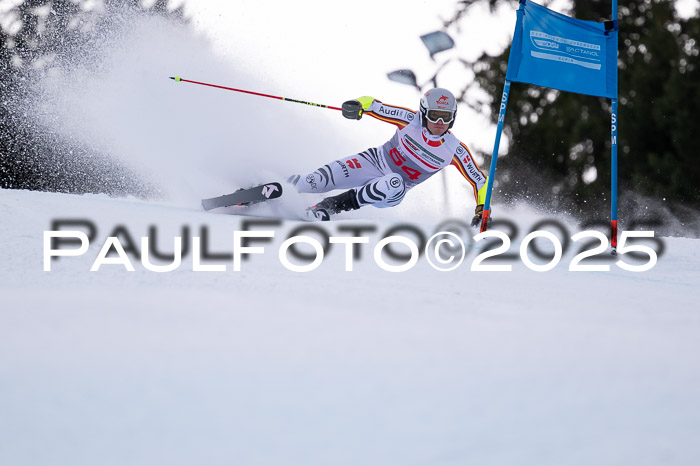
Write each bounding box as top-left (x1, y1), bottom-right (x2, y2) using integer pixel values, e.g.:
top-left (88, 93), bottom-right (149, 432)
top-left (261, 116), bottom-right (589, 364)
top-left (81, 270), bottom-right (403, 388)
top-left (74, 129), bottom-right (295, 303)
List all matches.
top-left (287, 88), bottom-right (489, 226)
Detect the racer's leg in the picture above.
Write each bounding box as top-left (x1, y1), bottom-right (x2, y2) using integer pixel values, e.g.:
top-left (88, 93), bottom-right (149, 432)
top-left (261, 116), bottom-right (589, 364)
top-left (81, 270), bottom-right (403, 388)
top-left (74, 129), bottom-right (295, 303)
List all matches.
top-left (288, 148), bottom-right (386, 194)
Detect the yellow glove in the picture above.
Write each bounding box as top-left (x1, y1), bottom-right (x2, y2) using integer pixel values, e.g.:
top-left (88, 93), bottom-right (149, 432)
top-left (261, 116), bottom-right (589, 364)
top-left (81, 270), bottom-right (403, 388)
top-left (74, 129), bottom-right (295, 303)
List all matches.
top-left (477, 177), bottom-right (489, 205)
top-left (472, 178), bottom-right (489, 227)
top-left (342, 96), bottom-right (375, 120)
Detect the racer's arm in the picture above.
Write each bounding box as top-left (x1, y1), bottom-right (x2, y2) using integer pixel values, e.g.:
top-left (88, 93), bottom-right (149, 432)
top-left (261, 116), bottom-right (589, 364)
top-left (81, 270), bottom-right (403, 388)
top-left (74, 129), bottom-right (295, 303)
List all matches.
top-left (449, 143), bottom-right (489, 226)
top-left (342, 97), bottom-right (415, 129)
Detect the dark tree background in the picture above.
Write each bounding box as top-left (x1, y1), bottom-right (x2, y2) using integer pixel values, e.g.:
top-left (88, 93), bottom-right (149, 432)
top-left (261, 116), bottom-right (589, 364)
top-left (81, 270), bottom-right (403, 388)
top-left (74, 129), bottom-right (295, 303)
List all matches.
top-left (0, 0), bottom-right (184, 196)
top-left (465, 0), bottom-right (699, 229)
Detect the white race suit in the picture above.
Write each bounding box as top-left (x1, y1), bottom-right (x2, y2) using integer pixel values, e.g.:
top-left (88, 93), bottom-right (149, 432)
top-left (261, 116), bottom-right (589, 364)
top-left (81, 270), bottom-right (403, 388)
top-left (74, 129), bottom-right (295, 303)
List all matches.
top-left (288, 99), bottom-right (488, 209)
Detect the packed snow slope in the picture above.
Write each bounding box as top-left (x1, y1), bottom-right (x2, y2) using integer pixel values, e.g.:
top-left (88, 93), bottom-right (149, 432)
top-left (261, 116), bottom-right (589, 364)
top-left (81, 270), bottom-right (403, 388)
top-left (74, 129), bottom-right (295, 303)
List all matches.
top-left (1, 187), bottom-right (699, 466)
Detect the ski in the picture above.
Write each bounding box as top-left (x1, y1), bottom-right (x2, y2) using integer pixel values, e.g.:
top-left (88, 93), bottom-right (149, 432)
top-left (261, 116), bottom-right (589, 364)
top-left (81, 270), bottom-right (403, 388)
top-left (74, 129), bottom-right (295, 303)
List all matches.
top-left (201, 182), bottom-right (283, 211)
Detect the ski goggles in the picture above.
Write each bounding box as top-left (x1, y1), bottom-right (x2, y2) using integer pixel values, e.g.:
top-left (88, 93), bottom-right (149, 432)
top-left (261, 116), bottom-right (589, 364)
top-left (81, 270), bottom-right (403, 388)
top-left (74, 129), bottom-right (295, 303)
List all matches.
top-left (425, 109), bottom-right (455, 124)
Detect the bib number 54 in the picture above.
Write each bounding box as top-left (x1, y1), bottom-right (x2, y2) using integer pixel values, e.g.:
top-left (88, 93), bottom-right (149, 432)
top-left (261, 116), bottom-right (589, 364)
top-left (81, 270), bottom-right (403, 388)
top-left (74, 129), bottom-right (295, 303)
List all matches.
top-left (389, 148), bottom-right (422, 181)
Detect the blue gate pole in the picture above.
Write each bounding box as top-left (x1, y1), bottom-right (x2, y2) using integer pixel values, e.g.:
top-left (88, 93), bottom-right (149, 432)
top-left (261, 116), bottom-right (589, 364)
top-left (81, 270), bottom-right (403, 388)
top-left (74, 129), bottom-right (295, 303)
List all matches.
top-left (610, 0), bottom-right (619, 252)
top-left (480, 80), bottom-right (511, 232)
top-left (611, 98), bottom-right (618, 252)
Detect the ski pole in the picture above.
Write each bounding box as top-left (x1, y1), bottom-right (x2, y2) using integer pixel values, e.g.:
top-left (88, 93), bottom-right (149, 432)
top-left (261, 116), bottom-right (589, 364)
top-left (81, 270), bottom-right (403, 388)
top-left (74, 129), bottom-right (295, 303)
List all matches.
top-left (169, 76), bottom-right (342, 111)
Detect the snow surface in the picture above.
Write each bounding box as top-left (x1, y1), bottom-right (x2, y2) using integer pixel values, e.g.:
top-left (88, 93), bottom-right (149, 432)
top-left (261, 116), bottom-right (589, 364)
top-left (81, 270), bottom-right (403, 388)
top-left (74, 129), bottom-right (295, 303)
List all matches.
top-left (2, 5), bottom-right (700, 465)
top-left (1, 188), bottom-right (699, 466)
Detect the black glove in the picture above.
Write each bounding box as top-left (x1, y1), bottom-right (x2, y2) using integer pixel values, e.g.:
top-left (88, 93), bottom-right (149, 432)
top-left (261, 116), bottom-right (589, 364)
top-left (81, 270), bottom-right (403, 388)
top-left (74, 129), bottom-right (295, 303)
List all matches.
top-left (471, 204), bottom-right (484, 227)
top-left (342, 100), bottom-right (363, 120)
top-left (341, 97), bottom-right (375, 120)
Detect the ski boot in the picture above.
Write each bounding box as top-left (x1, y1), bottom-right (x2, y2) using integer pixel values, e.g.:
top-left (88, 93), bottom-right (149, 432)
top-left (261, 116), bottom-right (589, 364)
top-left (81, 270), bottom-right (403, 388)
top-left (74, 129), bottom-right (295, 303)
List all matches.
top-left (305, 189), bottom-right (360, 221)
top-left (305, 206), bottom-right (331, 221)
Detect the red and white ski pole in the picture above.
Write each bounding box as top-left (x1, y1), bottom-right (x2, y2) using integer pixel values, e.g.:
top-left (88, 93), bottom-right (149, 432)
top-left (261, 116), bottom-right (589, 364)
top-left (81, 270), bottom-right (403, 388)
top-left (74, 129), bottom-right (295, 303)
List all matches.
top-left (169, 76), bottom-right (342, 111)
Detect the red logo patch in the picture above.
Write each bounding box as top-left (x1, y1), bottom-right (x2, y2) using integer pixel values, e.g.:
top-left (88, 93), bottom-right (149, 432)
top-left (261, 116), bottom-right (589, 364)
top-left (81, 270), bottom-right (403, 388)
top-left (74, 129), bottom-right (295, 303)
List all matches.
top-left (437, 95), bottom-right (450, 106)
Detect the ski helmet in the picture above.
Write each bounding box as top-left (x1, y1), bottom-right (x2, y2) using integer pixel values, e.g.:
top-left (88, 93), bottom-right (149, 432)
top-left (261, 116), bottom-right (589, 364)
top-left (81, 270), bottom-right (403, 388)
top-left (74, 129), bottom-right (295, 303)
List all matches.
top-left (419, 88), bottom-right (457, 130)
